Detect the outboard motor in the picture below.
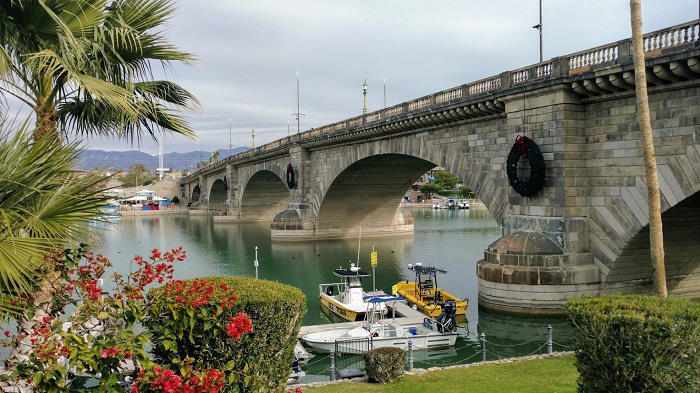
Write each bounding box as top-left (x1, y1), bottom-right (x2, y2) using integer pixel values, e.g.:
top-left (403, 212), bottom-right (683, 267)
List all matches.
top-left (436, 301), bottom-right (457, 333)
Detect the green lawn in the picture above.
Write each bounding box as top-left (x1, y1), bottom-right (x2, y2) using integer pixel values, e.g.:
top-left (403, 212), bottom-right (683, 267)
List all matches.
top-left (307, 355), bottom-right (578, 393)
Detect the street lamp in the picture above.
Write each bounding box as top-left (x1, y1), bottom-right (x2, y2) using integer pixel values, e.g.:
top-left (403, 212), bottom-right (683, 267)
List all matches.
top-left (362, 80), bottom-right (368, 114)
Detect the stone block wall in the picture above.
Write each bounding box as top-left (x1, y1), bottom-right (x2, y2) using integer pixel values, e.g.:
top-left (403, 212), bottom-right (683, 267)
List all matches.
top-left (583, 85), bottom-right (700, 290)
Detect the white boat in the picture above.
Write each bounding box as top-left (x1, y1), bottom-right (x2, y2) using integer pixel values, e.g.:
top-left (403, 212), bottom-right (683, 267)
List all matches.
top-left (319, 264), bottom-right (385, 322)
top-left (432, 199), bottom-right (449, 209)
top-left (446, 198), bottom-right (457, 209)
top-left (457, 200), bottom-right (470, 209)
top-left (302, 296), bottom-right (459, 354)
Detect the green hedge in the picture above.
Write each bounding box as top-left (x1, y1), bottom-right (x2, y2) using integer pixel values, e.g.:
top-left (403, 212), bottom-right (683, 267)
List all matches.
top-left (567, 295), bottom-right (700, 393)
top-left (364, 347), bottom-right (405, 384)
top-left (145, 277), bottom-right (306, 393)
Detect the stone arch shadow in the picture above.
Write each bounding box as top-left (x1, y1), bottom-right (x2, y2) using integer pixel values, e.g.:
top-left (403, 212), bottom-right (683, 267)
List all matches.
top-left (239, 169), bottom-right (291, 222)
top-left (191, 184), bottom-right (201, 204)
top-left (606, 189), bottom-right (700, 296)
top-left (208, 178), bottom-right (227, 211)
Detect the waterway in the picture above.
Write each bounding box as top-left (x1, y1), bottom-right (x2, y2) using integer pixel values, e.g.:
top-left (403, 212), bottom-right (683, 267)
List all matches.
top-left (94, 208), bottom-right (575, 377)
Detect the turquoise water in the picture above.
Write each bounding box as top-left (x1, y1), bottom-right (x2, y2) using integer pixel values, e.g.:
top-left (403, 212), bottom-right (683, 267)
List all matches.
top-left (93, 208), bottom-right (575, 375)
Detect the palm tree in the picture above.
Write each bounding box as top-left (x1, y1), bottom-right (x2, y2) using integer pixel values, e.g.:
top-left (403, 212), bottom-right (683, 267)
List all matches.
top-left (0, 118), bottom-right (110, 317)
top-left (629, 0), bottom-right (668, 297)
top-left (0, 0), bottom-right (197, 142)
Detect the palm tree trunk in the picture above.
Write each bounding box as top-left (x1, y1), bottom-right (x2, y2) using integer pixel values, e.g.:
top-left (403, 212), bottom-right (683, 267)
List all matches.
top-left (630, 0), bottom-right (668, 298)
top-left (33, 96), bottom-right (59, 141)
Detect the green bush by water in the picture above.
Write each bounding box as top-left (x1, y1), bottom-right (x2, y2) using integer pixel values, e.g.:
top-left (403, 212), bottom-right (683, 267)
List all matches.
top-left (364, 347), bottom-right (406, 384)
top-left (567, 295), bottom-right (700, 393)
top-left (145, 276), bottom-right (306, 393)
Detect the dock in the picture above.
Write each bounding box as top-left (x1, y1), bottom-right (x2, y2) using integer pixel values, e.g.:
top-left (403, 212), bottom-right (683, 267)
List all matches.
top-left (298, 293), bottom-right (427, 337)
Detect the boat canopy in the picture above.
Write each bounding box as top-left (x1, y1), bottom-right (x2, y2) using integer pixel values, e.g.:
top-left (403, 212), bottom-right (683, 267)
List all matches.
top-left (408, 264), bottom-right (447, 275)
top-left (363, 295), bottom-right (403, 303)
top-left (333, 267), bottom-right (370, 278)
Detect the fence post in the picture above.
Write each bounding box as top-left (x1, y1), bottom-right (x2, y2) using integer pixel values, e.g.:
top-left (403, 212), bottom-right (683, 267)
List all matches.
top-left (330, 349), bottom-right (336, 381)
top-left (407, 339), bottom-right (414, 371)
top-left (480, 332), bottom-right (487, 362)
top-left (547, 325), bottom-right (553, 355)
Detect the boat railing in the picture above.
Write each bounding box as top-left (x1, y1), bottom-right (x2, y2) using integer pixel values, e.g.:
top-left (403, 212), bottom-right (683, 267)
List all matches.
top-left (334, 336), bottom-right (372, 355)
top-left (320, 282), bottom-right (346, 297)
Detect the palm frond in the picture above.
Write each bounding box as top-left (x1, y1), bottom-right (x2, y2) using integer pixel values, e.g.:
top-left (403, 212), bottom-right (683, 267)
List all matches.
top-left (0, 118), bottom-right (110, 309)
top-left (0, 47), bottom-right (10, 79)
top-left (56, 0), bottom-right (107, 37)
top-left (134, 80), bottom-right (198, 107)
top-left (27, 48), bottom-right (139, 117)
top-left (58, 93), bottom-right (196, 142)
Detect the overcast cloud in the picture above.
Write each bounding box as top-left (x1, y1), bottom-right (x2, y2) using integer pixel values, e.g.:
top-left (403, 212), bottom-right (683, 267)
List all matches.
top-left (7, 1), bottom-right (698, 154)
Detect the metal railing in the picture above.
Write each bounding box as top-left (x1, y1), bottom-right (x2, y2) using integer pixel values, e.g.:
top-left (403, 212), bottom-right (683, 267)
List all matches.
top-left (315, 324), bottom-right (573, 384)
top-left (186, 19), bottom-right (700, 182)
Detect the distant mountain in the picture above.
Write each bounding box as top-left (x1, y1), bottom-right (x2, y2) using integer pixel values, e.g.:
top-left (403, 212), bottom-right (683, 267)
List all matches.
top-left (76, 147), bottom-right (249, 171)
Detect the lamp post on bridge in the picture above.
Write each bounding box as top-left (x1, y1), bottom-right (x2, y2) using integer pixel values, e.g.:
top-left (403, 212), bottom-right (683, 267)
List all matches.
top-left (362, 79), bottom-right (368, 114)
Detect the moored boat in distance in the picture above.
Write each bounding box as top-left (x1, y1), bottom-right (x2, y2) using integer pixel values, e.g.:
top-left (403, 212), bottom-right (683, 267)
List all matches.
top-left (457, 199), bottom-right (470, 209)
top-left (302, 296), bottom-right (459, 354)
top-left (392, 263), bottom-right (468, 318)
top-left (319, 263), bottom-right (384, 322)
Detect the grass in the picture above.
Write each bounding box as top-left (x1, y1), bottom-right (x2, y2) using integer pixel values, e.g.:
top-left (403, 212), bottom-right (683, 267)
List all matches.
top-left (307, 355), bottom-right (578, 393)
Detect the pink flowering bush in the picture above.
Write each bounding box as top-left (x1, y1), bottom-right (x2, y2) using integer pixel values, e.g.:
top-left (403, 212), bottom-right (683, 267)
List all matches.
top-left (2, 245), bottom-right (251, 392)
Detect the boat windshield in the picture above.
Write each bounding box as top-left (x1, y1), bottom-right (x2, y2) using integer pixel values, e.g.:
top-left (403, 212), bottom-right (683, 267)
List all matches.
top-left (347, 276), bottom-right (363, 288)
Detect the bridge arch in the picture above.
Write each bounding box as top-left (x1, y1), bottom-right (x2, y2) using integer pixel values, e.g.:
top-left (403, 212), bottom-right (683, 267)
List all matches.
top-left (309, 130), bottom-right (510, 230)
top-left (208, 178), bottom-right (227, 211)
top-left (239, 169), bottom-right (290, 222)
top-left (604, 188), bottom-right (700, 295)
top-left (191, 184), bottom-right (201, 203)
top-left (316, 154), bottom-right (433, 233)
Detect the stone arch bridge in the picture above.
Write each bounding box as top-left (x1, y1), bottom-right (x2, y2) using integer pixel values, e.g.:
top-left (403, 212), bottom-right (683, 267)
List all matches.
top-left (181, 20), bottom-right (700, 313)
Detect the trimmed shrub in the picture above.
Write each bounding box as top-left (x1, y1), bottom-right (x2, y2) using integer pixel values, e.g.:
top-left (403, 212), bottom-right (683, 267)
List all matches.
top-left (145, 277), bottom-right (306, 393)
top-left (567, 295), bottom-right (700, 393)
top-left (364, 347), bottom-right (405, 383)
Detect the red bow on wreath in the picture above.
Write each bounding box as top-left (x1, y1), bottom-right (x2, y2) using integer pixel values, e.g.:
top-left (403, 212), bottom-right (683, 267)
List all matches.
top-left (515, 135), bottom-right (529, 156)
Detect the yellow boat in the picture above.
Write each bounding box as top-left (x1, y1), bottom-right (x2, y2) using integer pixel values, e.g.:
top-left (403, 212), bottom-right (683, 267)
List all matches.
top-left (319, 264), bottom-right (385, 322)
top-left (392, 264), bottom-right (468, 318)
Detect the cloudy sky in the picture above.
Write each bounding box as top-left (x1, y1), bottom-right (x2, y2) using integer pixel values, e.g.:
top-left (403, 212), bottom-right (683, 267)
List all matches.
top-left (9, 0), bottom-right (699, 154)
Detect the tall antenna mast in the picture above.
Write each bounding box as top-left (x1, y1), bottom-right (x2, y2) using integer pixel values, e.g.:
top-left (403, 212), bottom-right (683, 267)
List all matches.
top-left (156, 139), bottom-right (169, 180)
top-left (292, 73), bottom-right (305, 135)
top-left (228, 121), bottom-right (232, 152)
top-left (362, 80), bottom-right (368, 114)
top-left (383, 79), bottom-right (387, 108)
top-left (251, 128), bottom-right (256, 148)
top-left (532, 0), bottom-right (543, 62)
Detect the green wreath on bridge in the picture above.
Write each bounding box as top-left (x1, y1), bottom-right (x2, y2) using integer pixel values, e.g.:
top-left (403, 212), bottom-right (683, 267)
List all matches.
top-left (506, 135), bottom-right (545, 197)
